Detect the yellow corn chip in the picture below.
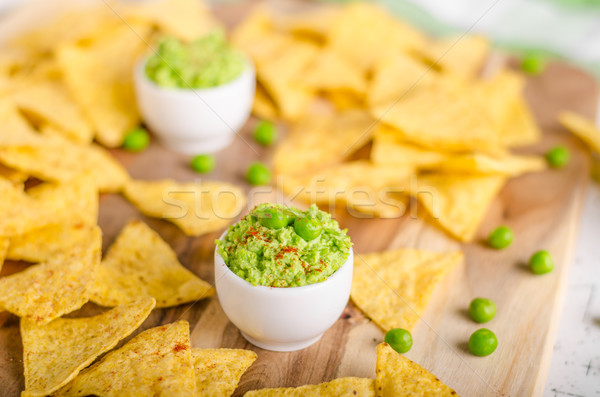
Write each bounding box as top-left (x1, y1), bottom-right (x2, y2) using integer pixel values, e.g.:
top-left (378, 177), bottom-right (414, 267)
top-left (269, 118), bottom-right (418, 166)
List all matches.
top-left (304, 50), bottom-right (367, 95)
top-left (0, 178), bottom-right (37, 236)
top-left (7, 222), bottom-right (94, 263)
top-left (55, 320), bottom-right (196, 397)
top-left (244, 377), bottom-right (375, 397)
top-left (231, 9), bottom-right (279, 57)
top-left (273, 6), bottom-right (340, 40)
top-left (253, 84), bottom-right (278, 120)
top-left (371, 126), bottom-right (449, 168)
top-left (352, 249), bottom-right (462, 331)
top-left (0, 98), bottom-right (41, 146)
top-left (0, 226), bottom-right (101, 324)
top-left (326, 3), bottom-right (427, 73)
top-left (124, 179), bottom-right (246, 236)
top-left (418, 35), bottom-right (490, 79)
top-left (429, 153), bottom-right (546, 176)
top-left (500, 97), bottom-right (541, 147)
top-left (13, 80), bottom-right (94, 144)
top-left (0, 163), bottom-right (28, 185)
top-left (90, 220), bottom-right (214, 307)
top-left (412, 174), bottom-right (505, 241)
top-left (559, 111), bottom-right (600, 154)
top-left (281, 161), bottom-right (413, 218)
top-left (372, 77), bottom-right (501, 153)
top-left (0, 135), bottom-right (129, 193)
top-left (325, 91), bottom-right (364, 111)
top-left (56, 23), bottom-right (150, 147)
top-left (376, 343), bottom-right (458, 396)
top-left (193, 348), bottom-right (257, 397)
top-left (21, 298), bottom-right (156, 397)
top-left (0, 237), bottom-right (8, 274)
top-left (273, 110), bottom-right (375, 175)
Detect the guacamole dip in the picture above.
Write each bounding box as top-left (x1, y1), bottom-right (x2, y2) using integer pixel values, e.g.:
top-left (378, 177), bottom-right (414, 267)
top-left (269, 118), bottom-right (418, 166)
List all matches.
top-left (145, 31), bottom-right (244, 89)
top-left (216, 204), bottom-right (352, 288)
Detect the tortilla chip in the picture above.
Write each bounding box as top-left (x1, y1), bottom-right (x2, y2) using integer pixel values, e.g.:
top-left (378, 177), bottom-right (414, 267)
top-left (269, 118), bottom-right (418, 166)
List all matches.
top-left (372, 77), bottom-right (501, 153)
top-left (231, 8), bottom-right (279, 57)
top-left (325, 91), bottom-right (364, 111)
top-left (90, 220), bottom-right (214, 307)
top-left (500, 97), bottom-right (541, 147)
top-left (412, 174), bottom-right (505, 241)
top-left (0, 98), bottom-right (41, 146)
top-left (326, 3), bottom-right (427, 73)
top-left (245, 377), bottom-right (376, 397)
top-left (13, 80), bottom-right (94, 144)
top-left (304, 50), bottom-right (367, 95)
top-left (273, 110), bottom-right (375, 175)
top-left (376, 343), bottom-right (458, 396)
top-left (193, 348), bottom-right (257, 397)
top-left (56, 23), bottom-right (150, 147)
top-left (273, 6), bottom-right (340, 40)
top-left (417, 35), bottom-right (490, 79)
top-left (55, 320), bottom-right (196, 397)
top-left (0, 135), bottom-right (129, 193)
top-left (253, 84), bottom-right (278, 120)
top-left (0, 163), bottom-right (28, 185)
top-left (559, 111), bottom-right (600, 154)
top-left (123, 179), bottom-right (246, 236)
top-left (7, 222), bottom-right (94, 263)
top-left (0, 237), bottom-right (8, 274)
top-left (0, 226), bottom-right (101, 324)
top-left (0, 178), bottom-right (37, 236)
top-left (352, 249), bottom-right (462, 331)
top-left (281, 161), bottom-right (413, 218)
top-left (21, 298), bottom-right (156, 397)
top-left (429, 153), bottom-right (546, 176)
top-left (371, 126), bottom-right (449, 168)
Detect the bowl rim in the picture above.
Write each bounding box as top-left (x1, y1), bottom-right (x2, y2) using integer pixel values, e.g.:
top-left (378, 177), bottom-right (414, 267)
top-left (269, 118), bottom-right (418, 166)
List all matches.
top-left (214, 230), bottom-right (354, 293)
top-left (135, 54), bottom-right (255, 95)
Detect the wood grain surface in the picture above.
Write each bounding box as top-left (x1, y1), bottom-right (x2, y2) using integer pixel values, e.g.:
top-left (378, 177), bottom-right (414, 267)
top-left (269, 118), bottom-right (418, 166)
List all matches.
top-left (0, 2), bottom-right (599, 397)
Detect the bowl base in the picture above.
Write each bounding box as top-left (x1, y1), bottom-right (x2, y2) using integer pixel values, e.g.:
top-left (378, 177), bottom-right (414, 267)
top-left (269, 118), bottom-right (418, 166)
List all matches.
top-left (241, 332), bottom-right (323, 352)
top-left (160, 133), bottom-right (234, 155)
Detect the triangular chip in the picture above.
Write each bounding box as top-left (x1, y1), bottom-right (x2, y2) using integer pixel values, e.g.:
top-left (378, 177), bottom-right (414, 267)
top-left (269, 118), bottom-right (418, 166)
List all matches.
top-left (273, 109), bottom-right (375, 175)
top-left (0, 178), bottom-right (38, 237)
top-left (56, 23), bottom-right (150, 147)
top-left (123, 179), bottom-right (246, 236)
top-left (428, 153), bottom-right (546, 177)
top-left (371, 126), bottom-right (449, 168)
top-left (417, 35), bottom-right (489, 79)
top-left (411, 174), bottom-right (505, 241)
top-left (193, 348), bottom-right (257, 397)
top-left (500, 97), bottom-right (541, 147)
top-left (375, 343), bottom-right (458, 396)
top-left (0, 98), bottom-right (41, 146)
top-left (0, 135), bottom-right (129, 193)
top-left (559, 111), bottom-right (600, 154)
top-left (55, 320), bottom-right (196, 397)
top-left (21, 298), bottom-right (156, 397)
top-left (304, 50), bottom-right (367, 95)
top-left (0, 226), bottom-right (101, 324)
top-left (90, 220), bottom-right (214, 307)
top-left (244, 377), bottom-right (375, 397)
top-left (351, 249), bottom-right (463, 331)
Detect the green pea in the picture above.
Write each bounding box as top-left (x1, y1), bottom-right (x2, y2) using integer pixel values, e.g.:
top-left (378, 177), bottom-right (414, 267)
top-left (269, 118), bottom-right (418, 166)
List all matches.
top-left (293, 217), bottom-right (322, 241)
top-left (255, 207), bottom-right (288, 229)
top-left (246, 162), bottom-right (271, 186)
top-left (521, 53), bottom-right (546, 75)
top-left (384, 328), bottom-right (413, 354)
top-left (546, 146), bottom-right (570, 169)
top-left (190, 154), bottom-right (215, 174)
top-left (122, 127), bottom-right (150, 152)
top-left (253, 120), bottom-right (278, 146)
top-left (529, 250), bottom-right (554, 274)
top-left (468, 328), bottom-right (498, 357)
top-left (468, 298), bottom-right (497, 323)
top-left (488, 226), bottom-right (514, 249)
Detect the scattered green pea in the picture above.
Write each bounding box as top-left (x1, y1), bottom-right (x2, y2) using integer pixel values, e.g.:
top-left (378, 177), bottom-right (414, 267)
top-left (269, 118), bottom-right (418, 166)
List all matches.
top-left (468, 298), bottom-right (497, 323)
top-left (256, 207), bottom-right (288, 229)
top-left (294, 217), bottom-right (322, 241)
top-left (468, 328), bottom-right (498, 357)
top-left (246, 162), bottom-right (271, 186)
top-left (521, 53), bottom-right (546, 75)
top-left (253, 120), bottom-right (278, 146)
top-left (529, 250), bottom-right (554, 274)
top-left (384, 328), bottom-right (413, 354)
top-left (122, 127), bottom-right (150, 152)
top-left (546, 146), bottom-right (570, 169)
top-left (190, 154), bottom-right (215, 174)
top-left (488, 226), bottom-right (514, 249)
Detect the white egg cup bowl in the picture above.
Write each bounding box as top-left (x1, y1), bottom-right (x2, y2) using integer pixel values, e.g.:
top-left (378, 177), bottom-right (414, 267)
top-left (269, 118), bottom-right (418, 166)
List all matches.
top-left (133, 57), bottom-right (255, 154)
top-left (214, 236), bottom-right (353, 352)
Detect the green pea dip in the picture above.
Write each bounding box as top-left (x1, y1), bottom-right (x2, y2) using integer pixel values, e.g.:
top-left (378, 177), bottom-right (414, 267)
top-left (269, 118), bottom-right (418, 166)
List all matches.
top-left (216, 204), bottom-right (352, 288)
top-left (145, 31), bottom-right (245, 89)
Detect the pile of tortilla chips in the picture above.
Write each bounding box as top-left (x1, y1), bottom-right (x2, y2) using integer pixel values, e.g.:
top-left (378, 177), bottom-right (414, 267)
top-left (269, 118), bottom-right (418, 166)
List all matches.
top-left (234, 2), bottom-right (547, 242)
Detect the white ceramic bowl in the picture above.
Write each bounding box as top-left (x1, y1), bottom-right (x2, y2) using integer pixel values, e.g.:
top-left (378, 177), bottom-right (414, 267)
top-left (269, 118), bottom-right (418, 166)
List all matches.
top-left (133, 57), bottom-right (255, 154)
top-left (214, 237), bottom-right (353, 352)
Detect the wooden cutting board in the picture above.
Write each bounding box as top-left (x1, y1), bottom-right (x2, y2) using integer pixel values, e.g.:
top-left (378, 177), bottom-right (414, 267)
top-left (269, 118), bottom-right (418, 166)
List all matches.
top-left (0, 2), bottom-right (598, 397)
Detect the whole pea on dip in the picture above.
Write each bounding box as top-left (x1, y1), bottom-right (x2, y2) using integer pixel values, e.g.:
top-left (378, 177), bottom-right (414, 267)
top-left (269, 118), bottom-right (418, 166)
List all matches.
top-left (216, 204), bottom-right (352, 288)
top-left (144, 31), bottom-right (245, 89)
